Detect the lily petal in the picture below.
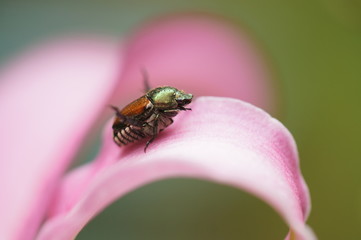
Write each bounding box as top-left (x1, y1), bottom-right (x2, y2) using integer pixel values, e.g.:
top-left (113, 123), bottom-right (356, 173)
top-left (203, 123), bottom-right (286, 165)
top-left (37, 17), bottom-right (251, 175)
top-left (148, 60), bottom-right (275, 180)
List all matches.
top-left (115, 14), bottom-right (275, 112)
top-left (37, 97), bottom-right (315, 240)
top-left (0, 38), bottom-right (121, 240)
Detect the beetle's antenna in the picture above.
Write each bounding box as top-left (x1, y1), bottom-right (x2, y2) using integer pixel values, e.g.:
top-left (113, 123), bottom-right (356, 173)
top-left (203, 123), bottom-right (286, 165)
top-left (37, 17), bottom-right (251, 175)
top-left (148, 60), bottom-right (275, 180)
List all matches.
top-left (141, 68), bottom-right (151, 93)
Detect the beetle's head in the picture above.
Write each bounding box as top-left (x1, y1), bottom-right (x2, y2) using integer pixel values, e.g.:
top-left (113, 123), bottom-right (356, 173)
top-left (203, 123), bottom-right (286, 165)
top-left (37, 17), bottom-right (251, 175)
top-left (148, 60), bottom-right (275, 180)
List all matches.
top-left (148, 87), bottom-right (193, 109)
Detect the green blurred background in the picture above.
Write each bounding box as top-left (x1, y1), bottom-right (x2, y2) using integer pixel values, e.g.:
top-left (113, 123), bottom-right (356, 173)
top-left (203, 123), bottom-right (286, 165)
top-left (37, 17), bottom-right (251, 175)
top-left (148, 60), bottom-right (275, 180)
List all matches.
top-left (1, 0), bottom-right (360, 239)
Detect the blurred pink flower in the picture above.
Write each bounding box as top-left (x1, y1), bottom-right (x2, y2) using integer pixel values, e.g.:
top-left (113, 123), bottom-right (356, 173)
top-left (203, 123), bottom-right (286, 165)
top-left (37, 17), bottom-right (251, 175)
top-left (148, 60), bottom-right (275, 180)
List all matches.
top-left (0, 15), bottom-right (315, 240)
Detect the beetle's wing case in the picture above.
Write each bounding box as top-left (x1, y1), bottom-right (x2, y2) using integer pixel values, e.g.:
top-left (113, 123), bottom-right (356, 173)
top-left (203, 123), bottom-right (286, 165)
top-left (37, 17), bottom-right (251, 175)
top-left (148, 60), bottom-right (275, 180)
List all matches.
top-left (120, 96), bottom-right (152, 116)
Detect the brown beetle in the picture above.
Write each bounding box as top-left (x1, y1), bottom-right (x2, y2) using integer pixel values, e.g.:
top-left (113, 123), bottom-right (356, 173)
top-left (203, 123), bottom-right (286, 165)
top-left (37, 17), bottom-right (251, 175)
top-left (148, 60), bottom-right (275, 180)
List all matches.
top-left (111, 79), bottom-right (193, 152)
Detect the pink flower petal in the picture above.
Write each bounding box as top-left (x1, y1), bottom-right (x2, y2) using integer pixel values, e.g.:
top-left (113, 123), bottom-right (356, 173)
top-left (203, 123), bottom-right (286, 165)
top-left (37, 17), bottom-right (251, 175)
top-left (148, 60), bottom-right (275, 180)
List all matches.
top-left (0, 37), bottom-right (121, 240)
top-left (37, 97), bottom-right (315, 240)
top-left (114, 14), bottom-right (275, 113)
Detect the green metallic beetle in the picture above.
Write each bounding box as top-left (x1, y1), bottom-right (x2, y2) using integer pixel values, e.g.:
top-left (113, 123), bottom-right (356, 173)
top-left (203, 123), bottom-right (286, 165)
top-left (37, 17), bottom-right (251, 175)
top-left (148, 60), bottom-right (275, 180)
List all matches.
top-left (111, 82), bottom-right (193, 152)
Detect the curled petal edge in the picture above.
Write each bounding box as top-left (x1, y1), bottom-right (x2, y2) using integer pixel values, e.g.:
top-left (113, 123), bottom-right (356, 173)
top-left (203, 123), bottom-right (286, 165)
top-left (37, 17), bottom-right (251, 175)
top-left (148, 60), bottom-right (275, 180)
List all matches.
top-left (37, 97), bottom-right (316, 240)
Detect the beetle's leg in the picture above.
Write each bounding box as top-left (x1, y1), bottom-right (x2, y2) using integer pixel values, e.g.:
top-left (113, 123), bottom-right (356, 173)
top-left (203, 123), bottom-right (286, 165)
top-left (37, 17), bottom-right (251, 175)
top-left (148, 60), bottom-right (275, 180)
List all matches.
top-left (163, 109), bottom-right (179, 115)
top-left (141, 68), bottom-right (151, 93)
top-left (162, 109), bottom-right (179, 118)
top-left (162, 107), bottom-right (191, 112)
top-left (178, 106), bottom-right (192, 111)
top-left (159, 116), bottom-right (173, 126)
top-left (163, 109), bottom-right (179, 113)
top-left (144, 114), bottom-right (159, 152)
